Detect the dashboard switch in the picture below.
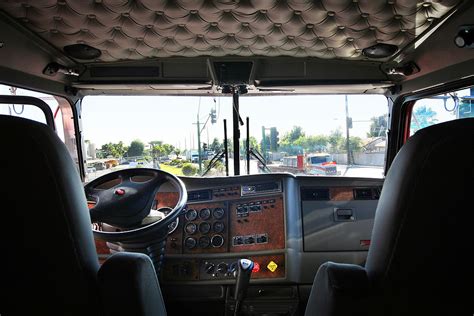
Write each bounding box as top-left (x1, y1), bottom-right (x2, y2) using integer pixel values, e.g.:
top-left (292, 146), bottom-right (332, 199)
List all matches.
top-left (256, 234), bottom-right (268, 244)
top-left (252, 262), bottom-right (260, 273)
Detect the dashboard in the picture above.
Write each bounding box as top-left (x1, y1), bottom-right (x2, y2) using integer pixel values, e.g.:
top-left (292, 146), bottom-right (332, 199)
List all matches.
top-left (144, 173), bottom-right (382, 286)
top-left (94, 173), bottom-right (382, 314)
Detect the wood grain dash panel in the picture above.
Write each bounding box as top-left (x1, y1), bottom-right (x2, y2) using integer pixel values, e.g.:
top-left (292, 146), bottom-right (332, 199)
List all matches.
top-left (330, 187), bottom-right (354, 201)
top-left (230, 195), bottom-right (285, 252)
top-left (155, 192), bottom-right (179, 209)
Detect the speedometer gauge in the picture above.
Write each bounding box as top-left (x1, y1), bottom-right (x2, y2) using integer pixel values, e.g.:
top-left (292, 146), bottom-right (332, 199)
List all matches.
top-left (185, 208), bottom-right (198, 221)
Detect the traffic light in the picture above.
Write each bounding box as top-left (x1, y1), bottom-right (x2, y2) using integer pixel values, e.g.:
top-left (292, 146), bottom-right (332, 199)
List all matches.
top-left (210, 108), bottom-right (217, 124)
top-left (202, 143), bottom-right (208, 151)
top-left (346, 117), bottom-right (353, 129)
top-left (270, 127), bottom-right (279, 151)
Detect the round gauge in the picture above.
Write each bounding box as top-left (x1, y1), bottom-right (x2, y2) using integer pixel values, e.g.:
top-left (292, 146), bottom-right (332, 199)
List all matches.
top-left (213, 221), bottom-right (225, 233)
top-left (199, 208), bottom-right (211, 220)
top-left (184, 237), bottom-right (197, 249)
top-left (211, 234), bottom-right (224, 248)
top-left (199, 221), bottom-right (211, 234)
top-left (168, 218), bottom-right (179, 234)
top-left (198, 236), bottom-right (211, 248)
top-left (185, 208), bottom-right (197, 221)
top-left (185, 222), bottom-right (197, 235)
top-left (212, 207), bottom-right (225, 219)
top-left (160, 207), bottom-right (179, 235)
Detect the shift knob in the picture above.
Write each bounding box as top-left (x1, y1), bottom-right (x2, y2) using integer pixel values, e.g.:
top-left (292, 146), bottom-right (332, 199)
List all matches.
top-left (234, 259), bottom-right (254, 301)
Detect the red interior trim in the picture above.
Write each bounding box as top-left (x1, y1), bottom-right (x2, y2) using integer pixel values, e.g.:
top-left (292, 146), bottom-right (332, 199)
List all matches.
top-left (402, 101), bottom-right (415, 143)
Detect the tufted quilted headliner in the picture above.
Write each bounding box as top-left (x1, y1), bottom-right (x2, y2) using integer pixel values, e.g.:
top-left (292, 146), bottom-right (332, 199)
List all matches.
top-left (0, 0), bottom-right (462, 63)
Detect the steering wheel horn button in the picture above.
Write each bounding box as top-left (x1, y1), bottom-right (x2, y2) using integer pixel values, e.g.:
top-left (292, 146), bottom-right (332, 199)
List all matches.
top-left (114, 188), bottom-right (126, 196)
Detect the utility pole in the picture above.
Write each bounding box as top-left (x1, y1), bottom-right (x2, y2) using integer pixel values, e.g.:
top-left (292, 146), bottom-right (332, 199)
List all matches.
top-left (196, 114), bottom-right (202, 174)
top-left (345, 95), bottom-right (351, 165)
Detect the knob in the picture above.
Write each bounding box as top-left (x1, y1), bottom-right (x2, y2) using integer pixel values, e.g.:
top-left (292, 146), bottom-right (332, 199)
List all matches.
top-left (229, 262), bottom-right (237, 274)
top-left (205, 262), bottom-right (215, 274)
top-left (217, 262), bottom-right (228, 274)
top-left (211, 234), bottom-right (224, 247)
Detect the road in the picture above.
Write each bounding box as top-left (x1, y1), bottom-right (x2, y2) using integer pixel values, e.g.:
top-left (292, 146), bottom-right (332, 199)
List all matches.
top-left (86, 159), bottom-right (384, 181)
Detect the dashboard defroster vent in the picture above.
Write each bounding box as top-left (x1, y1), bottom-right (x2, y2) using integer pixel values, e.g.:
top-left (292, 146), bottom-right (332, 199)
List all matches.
top-left (300, 188), bottom-right (330, 201)
top-left (187, 189), bottom-right (212, 202)
top-left (353, 188), bottom-right (380, 200)
top-left (241, 182), bottom-right (282, 196)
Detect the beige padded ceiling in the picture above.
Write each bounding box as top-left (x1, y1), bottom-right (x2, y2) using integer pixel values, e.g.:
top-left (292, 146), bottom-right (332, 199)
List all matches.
top-left (0, 0), bottom-right (461, 62)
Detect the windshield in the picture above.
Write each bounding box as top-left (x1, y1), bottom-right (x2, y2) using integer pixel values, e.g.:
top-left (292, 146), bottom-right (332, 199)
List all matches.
top-left (309, 156), bottom-right (331, 164)
top-left (82, 94), bottom-right (387, 181)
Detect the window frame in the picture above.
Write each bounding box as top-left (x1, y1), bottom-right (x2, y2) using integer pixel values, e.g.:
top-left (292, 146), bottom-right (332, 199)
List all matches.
top-left (387, 76), bottom-right (474, 173)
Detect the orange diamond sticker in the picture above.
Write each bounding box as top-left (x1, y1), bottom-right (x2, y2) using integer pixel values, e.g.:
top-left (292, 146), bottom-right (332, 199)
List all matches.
top-left (267, 260), bottom-right (278, 272)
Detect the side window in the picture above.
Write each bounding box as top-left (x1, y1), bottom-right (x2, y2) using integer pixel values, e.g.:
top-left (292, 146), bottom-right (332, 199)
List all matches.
top-left (0, 84), bottom-right (80, 170)
top-left (410, 86), bottom-right (473, 135)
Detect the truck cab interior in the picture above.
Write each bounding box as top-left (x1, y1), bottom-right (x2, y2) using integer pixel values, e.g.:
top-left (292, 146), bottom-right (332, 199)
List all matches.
top-left (0, 1), bottom-right (473, 315)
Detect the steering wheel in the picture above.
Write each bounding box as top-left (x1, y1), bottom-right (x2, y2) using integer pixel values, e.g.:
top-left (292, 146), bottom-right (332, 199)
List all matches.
top-left (84, 168), bottom-right (187, 242)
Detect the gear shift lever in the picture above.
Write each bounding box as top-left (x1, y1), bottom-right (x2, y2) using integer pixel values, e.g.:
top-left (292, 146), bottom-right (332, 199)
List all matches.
top-left (233, 259), bottom-right (254, 316)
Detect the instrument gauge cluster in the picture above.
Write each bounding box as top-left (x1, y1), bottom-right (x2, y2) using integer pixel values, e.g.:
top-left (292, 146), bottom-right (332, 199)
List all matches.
top-left (181, 203), bottom-right (228, 252)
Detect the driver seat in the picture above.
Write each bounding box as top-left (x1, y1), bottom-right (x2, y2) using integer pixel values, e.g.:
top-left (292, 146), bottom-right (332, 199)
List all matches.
top-left (0, 115), bottom-right (167, 316)
top-left (304, 118), bottom-right (474, 316)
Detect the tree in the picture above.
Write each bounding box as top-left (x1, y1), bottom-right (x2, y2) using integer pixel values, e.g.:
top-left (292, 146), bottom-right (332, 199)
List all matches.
top-left (152, 144), bottom-right (165, 158)
top-left (349, 136), bottom-right (363, 152)
top-left (279, 126), bottom-right (306, 155)
top-left (149, 140), bottom-right (163, 147)
top-left (328, 130), bottom-right (344, 152)
top-left (100, 141), bottom-right (127, 158)
top-left (127, 140), bottom-right (145, 157)
top-left (410, 106), bottom-right (438, 133)
top-left (367, 114), bottom-right (388, 137)
top-left (295, 135), bottom-right (329, 152)
top-left (240, 136), bottom-right (260, 154)
top-left (174, 148), bottom-right (181, 158)
top-left (210, 138), bottom-right (222, 152)
top-left (282, 126), bottom-right (305, 144)
top-left (161, 143), bottom-right (175, 156)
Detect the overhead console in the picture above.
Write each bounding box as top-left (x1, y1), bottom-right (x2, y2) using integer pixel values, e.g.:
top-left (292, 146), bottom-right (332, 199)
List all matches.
top-left (160, 181), bottom-right (285, 283)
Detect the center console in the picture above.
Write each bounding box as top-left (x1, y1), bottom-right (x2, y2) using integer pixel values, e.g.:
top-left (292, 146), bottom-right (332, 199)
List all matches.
top-left (159, 181), bottom-right (286, 283)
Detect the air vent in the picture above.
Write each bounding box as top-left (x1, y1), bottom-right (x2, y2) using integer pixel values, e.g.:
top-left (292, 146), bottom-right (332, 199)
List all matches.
top-left (353, 188), bottom-right (379, 200)
top-left (301, 188), bottom-right (330, 201)
top-left (187, 190), bottom-right (212, 202)
top-left (213, 61), bottom-right (253, 85)
top-left (90, 67), bottom-right (160, 77)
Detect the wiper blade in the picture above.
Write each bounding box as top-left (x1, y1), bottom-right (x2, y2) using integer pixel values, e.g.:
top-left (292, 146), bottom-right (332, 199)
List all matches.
top-left (249, 148), bottom-right (271, 173)
top-left (202, 151), bottom-right (225, 176)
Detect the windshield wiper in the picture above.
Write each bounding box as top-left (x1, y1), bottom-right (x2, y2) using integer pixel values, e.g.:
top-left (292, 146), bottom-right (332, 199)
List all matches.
top-left (202, 119), bottom-right (229, 177)
top-left (249, 147), bottom-right (271, 173)
top-left (202, 150), bottom-right (226, 177)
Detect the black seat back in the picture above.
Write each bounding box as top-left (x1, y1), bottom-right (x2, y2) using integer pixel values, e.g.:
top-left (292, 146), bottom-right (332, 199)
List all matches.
top-left (0, 116), bottom-right (100, 315)
top-left (305, 118), bottom-right (474, 316)
top-left (365, 117), bottom-right (473, 314)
